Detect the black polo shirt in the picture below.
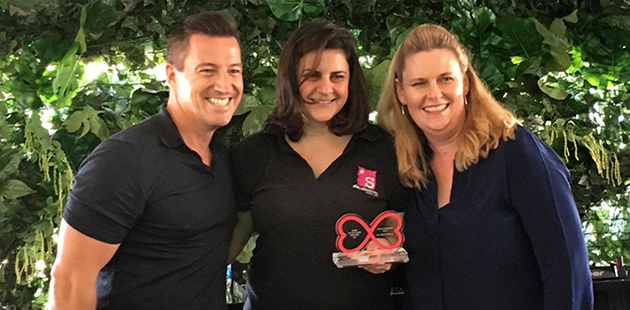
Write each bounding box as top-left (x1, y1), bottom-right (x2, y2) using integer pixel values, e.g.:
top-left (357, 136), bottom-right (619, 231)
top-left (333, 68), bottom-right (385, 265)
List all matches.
top-left (64, 104), bottom-right (235, 310)
top-left (231, 124), bottom-right (410, 310)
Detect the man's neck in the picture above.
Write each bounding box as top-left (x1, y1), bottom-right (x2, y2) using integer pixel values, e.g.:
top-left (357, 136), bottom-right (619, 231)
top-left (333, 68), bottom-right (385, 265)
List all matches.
top-left (166, 100), bottom-right (215, 165)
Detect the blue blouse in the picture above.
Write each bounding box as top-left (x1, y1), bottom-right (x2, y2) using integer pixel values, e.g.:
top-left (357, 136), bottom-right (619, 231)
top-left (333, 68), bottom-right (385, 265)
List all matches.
top-left (402, 126), bottom-right (593, 310)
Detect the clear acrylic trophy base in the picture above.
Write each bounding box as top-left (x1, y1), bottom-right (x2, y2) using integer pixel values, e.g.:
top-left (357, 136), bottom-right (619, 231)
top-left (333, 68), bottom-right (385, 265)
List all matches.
top-left (332, 247), bottom-right (409, 268)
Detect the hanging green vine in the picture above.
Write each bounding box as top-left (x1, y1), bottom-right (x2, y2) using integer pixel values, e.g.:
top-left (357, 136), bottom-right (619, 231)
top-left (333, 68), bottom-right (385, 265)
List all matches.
top-left (544, 120), bottom-right (622, 187)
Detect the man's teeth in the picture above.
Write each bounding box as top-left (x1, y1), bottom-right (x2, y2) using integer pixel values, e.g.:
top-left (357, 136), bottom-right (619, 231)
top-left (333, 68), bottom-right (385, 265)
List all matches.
top-left (423, 104), bottom-right (448, 112)
top-left (207, 98), bottom-right (229, 106)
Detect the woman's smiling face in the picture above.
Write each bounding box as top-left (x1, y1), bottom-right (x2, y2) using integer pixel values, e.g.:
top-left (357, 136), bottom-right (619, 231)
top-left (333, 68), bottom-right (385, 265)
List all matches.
top-left (298, 49), bottom-right (350, 127)
top-left (396, 48), bottom-right (467, 142)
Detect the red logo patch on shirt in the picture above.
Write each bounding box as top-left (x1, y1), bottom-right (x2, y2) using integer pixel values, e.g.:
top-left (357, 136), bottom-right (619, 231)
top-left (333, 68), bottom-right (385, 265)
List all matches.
top-left (357, 166), bottom-right (376, 190)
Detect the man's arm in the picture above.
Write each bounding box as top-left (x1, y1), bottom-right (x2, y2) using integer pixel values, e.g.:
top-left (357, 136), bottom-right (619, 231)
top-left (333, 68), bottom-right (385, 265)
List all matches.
top-left (49, 219), bottom-right (120, 310)
top-left (228, 211), bottom-right (253, 263)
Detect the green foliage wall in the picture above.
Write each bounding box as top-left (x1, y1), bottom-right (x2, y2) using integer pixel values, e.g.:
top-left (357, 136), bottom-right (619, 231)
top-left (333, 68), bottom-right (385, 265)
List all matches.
top-left (1, 0), bottom-right (629, 308)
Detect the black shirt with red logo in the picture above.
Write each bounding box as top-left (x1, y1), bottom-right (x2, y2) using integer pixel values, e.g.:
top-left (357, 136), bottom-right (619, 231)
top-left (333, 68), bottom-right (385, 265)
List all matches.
top-left (231, 124), bottom-right (410, 310)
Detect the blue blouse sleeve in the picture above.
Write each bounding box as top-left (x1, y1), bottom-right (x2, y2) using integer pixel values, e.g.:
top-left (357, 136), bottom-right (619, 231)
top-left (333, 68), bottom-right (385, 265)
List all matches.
top-left (505, 126), bottom-right (593, 310)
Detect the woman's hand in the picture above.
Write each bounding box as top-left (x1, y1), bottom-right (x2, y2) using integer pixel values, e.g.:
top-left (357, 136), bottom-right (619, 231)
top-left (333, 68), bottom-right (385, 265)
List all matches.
top-left (357, 238), bottom-right (394, 274)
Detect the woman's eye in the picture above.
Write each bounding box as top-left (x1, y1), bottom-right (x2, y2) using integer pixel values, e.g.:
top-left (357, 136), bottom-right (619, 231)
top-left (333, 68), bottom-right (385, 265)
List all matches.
top-left (331, 74), bottom-right (345, 81)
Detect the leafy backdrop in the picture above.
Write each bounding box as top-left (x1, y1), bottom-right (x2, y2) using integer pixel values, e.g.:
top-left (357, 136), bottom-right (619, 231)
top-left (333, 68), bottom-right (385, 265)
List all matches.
top-left (1, 0), bottom-right (629, 308)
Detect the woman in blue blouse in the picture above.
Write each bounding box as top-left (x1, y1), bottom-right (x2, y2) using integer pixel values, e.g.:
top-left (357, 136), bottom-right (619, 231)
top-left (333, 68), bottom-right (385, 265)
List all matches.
top-left (377, 24), bottom-right (593, 309)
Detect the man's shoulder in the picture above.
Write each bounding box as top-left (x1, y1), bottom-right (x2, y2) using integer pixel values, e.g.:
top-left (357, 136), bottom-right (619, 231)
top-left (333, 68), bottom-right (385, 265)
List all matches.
top-left (83, 115), bottom-right (164, 167)
top-left (108, 115), bottom-right (161, 146)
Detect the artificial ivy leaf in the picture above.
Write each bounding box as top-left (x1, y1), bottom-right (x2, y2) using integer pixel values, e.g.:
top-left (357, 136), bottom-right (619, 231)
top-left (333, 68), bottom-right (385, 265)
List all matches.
top-left (242, 103), bottom-right (274, 136)
top-left (246, 27), bottom-right (261, 42)
top-left (75, 27), bottom-right (87, 54)
top-left (515, 56), bottom-right (542, 77)
top-left (237, 93), bottom-right (275, 136)
top-left (537, 77), bottom-right (569, 100)
top-left (0, 179), bottom-right (35, 199)
top-left (34, 34), bottom-right (65, 65)
top-left (80, 2), bottom-right (87, 26)
top-left (479, 62), bottom-right (504, 90)
top-left (496, 18), bottom-right (543, 60)
top-left (601, 15), bottom-right (630, 32)
top-left (63, 108), bottom-right (108, 139)
top-left (26, 114), bottom-right (52, 148)
top-left (121, 0), bottom-right (138, 12)
top-left (563, 10), bottom-right (578, 23)
top-left (531, 18), bottom-right (571, 71)
top-left (257, 86), bottom-right (276, 106)
top-left (363, 60), bottom-right (391, 110)
top-left (59, 43), bottom-right (79, 67)
top-left (121, 16), bottom-right (138, 31)
top-left (63, 110), bottom-right (85, 133)
top-left (83, 1), bottom-right (120, 40)
top-left (89, 115), bottom-right (110, 141)
top-left (0, 149), bottom-right (22, 182)
top-left (548, 19), bottom-right (567, 40)
top-left (471, 6), bottom-right (495, 36)
top-left (32, 220), bottom-right (54, 235)
top-left (52, 43), bottom-right (80, 102)
top-left (266, 0), bottom-right (325, 22)
top-left (386, 13), bottom-right (411, 44)
top-left (235, 94), bottom-right (261, 115)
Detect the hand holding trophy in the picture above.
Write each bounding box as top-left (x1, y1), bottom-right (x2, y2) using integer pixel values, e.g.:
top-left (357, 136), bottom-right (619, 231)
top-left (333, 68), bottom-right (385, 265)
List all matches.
top-left (332, 210), bottom-right (409, 268)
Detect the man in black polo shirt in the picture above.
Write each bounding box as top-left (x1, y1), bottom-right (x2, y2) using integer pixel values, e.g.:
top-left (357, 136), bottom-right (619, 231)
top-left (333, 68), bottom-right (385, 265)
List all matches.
top-left (49, 11), bottom-right (242, 310)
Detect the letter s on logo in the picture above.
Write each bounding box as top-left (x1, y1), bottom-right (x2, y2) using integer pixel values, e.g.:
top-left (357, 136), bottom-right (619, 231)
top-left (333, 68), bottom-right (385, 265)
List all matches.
top-left (364, 177), bottom-right (375, 189)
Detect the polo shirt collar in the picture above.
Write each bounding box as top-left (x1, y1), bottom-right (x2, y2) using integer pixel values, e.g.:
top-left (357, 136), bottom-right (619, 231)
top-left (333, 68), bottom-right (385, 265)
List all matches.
top-left (354, 124), bottom-right (381, 142)
top-left (154, 104), bottom-right (186, 148)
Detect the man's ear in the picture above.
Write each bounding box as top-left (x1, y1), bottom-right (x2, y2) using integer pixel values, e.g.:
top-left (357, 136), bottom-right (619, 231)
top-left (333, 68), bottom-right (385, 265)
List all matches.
top-left (395, 78), bottom-right (405, 105)
top-left (166, 63), bottom-right (178, 91)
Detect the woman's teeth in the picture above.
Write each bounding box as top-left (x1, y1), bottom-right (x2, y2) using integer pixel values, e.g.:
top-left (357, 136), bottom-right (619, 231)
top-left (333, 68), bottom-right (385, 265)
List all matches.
top-left (207, 98), bottom-right (229, 106)
top-left (310, 99), bottom-right (334, 104)
top-left (423, 104), bottom-right (448, 112)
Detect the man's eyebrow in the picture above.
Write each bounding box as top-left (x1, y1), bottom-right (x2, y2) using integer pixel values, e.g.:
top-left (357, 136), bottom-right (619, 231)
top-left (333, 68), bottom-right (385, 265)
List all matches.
top-left (196, 62), bottom-right (242, 68)
top-left (195, 63), bottom-right (218, 69)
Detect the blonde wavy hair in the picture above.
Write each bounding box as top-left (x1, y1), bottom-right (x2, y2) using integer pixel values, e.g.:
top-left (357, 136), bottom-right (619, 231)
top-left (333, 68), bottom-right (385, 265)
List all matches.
top-left (377, 24), bottom-right (518, 189)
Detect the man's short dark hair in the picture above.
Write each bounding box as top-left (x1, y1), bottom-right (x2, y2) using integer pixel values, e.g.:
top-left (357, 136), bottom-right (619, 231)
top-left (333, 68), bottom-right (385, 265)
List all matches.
top-left (265, 20), bottom-right (370, 141)
top-left (167, 11), bottom-right (238, 70)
